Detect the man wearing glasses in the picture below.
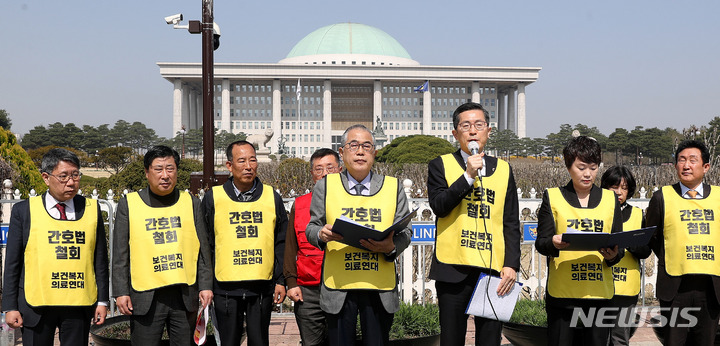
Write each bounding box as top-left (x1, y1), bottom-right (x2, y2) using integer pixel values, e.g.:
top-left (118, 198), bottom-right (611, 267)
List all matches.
top-left (113, 145), bottom-right (213, 345)
top-left (306, 124), bottom-right (412, 346)
top-left (284, 148), bottom-right (341, 346)
top-left (3, 148), bottom-right (109, 345)
top-left (427, 102), bottom-right (520, 345)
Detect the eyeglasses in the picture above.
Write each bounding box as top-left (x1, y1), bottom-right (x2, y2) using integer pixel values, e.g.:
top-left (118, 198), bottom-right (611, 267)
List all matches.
top-left (48, 172), bottom-right (83, 183)
top-left (344, 142), bottom-right (375, 152)
top-left (457, 121), bottom-right (488, 132)
top-left (313, 166), bottom-right (339, 174)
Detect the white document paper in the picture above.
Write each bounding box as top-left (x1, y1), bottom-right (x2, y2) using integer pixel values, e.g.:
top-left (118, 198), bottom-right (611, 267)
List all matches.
top-left (465, 274), bottom-right (522, 322)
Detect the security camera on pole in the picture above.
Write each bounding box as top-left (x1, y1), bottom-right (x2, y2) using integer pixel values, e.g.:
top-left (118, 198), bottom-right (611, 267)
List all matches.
top-left (165, 1), bottom-right (221, 190)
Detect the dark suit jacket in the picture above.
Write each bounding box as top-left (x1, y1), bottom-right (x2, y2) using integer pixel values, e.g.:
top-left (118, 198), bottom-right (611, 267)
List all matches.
top-left (201, 178), bottom-right (288, 296)
top-left (306, 171), bottom-right (412, 314)
top-left (427, 150), bottom-right (520, 283)
top-left (1, 193), bottom-right (109, 327)
top-left (112, 188), bottom-right (213, 316)
top-left (646, 183), bottom-right (720, 304)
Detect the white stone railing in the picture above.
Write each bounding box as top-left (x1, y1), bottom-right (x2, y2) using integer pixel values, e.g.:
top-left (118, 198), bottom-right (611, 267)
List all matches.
top-left (0, 178), bottom-right (660, 306)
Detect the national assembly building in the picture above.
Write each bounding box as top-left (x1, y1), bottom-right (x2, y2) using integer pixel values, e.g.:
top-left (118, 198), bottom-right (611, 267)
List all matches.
top-left (158, 22), bottom-right (541, 158)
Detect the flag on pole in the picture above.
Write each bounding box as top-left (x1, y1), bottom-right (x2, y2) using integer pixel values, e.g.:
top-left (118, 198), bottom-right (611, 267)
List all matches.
top-left (414, 80), bottom-right (429, 92)
top-left (296, 79), bottom-right (302, 101)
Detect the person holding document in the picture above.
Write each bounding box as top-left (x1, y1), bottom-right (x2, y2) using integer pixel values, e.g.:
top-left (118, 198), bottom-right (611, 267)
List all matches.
top-left (600, 166), bottom-right (651, 345)
top-left (535, 135), bottom-right (623, 346)
top-left (646, 140), bottom-right (720, 345)
top-left (427, 102), bottom-right (520, 345)
top-left (306, 124), bottom-right (412, 346)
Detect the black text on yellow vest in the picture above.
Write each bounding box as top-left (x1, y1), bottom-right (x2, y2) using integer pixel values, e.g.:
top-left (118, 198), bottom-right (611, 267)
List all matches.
top-left (24, 196), bottom-right (98, 306)
top-left (435, 154), bottom-right (508, 272)
top-left (213, 185), bottom-right (276, 281)
top-left (128, 192), bottom-right (200, 291)
top-left (613, 206), bottom-right (643, 296)
top-left (546, 188), bottom-right (616, 299)
top-left (662, 185), bottom-right (720, 276)
top-left (323, 173), bottom-right (398, 290)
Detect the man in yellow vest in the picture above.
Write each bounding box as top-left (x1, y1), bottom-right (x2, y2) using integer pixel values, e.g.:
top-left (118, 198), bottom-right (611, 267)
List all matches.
top-left (427, 102), bottom-right (520, 345)
top-left (647, 139), bottom-right (720, 345)
top-left (2, 148), bottom-right (109, 345)
top-left (306, 124), bottom-right (412, 346)
top-left (201, 140), bottom-right (288, 346)
top-left (113, 145), bottom-right (213, 345)
top-left (284, 148), bottom-right (341, 346)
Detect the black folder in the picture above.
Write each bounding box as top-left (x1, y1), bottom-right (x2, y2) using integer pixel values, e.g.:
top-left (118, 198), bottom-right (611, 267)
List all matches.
top-left (560, 226), bottom-right (656, 251)
top-left (330, 208), bottom-right (417, 251)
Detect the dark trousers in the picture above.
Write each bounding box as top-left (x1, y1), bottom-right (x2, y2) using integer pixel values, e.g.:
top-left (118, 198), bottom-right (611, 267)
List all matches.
top-left (22, 306), bottom-right (90, 346)
top-left (436, 273), bottom-right (502, 346)
top-left (327, 291), bottom-right (393, 346)
top-left (214, 293), bottom-right (273, 346)
top-left (130, 291), bottom-right (195, 346)
top-left (294, 285), bottom-right (329, 346)
top-left (546, 304), bottom-right (610, 346)
top-left (659, 276), bottom-right (720, 346)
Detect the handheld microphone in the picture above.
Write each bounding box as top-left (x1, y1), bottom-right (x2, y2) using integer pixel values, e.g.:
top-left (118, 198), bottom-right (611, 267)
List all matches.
top-left (467, 141), bottom-right (482, 180)
top-left (468, 141), bottom-right (480, 156)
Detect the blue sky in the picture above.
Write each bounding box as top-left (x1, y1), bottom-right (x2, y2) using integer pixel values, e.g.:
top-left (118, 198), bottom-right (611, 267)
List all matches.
top-left (2, 1), bottom-right (719, 139)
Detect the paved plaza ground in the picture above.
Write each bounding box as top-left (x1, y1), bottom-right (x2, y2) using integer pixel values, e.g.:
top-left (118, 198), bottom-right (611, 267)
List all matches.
top-left (22, 313), bottom-right (663, 345)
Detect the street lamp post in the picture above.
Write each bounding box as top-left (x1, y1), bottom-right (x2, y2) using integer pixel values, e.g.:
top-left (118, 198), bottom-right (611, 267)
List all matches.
top-left (166, 1), bottom-right (219, 190)
top-left (200, 0), bottom-right (215, 189)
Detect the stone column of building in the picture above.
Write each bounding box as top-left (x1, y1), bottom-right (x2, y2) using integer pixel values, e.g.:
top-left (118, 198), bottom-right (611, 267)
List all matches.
top-left (221, 79), bottom-right (231, 133)
top-left (497, 91), bottom-right (505, 130)
top-left (272, 79), bottom-right (282, 154)
top-left (422, 84), bottom-right (431, 135)
top-left (173, 79), bottom-right (183, 135)
top-left (183, 86), bottom-right (192, 130)
top-left (373, 80), bottom-right (382, 129)
top-left (507, 87), bottom-right (517, 134)
top-left (323, 80), bottom-right (332, 148)
top-left (471, 82), bottom-right (480, 103)
top-left (187, 89), bottom-right (195, 129)
top-left (517, 83), bottom-right (526, 138)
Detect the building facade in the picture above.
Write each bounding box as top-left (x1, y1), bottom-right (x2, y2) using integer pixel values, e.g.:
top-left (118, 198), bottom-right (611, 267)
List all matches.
top-left (159, 23), bottom-right (541, 158)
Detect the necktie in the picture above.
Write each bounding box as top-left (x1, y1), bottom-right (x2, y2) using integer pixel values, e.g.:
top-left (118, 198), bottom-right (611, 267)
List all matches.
top-left (353, 184), bottom-right (366, 195)
top-left (56, 203), bottom-right (67, 220)
top-left (687, 190), bottom-right (698, 199)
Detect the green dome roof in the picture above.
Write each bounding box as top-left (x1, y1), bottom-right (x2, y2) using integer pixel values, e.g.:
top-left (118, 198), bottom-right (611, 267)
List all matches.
top-left (285, 23), bottom-right (413, 60)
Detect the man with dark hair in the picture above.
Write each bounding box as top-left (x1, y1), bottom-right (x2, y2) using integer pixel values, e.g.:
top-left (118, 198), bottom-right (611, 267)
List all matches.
top-left (202, 140), bottom-right (288, 346)
top-left (3, 148), bottom-right (109, 345)
top-left (284, 148), bottom-right (341, 346)
top-left (113, 145), bottom-right (213, 345)
top-left (306, 124), bottom-right (412, 346)
top-left (428, 102), bottom-right (520, 345)
top-left (647, 139), bottom-right (720, 344)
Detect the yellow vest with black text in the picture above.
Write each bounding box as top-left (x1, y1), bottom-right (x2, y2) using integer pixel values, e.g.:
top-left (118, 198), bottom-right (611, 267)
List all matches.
top-left (24, 196), bottom-right (98, 306)
top-left (213, 185), bottom-right (276, 282)
top-left (663, 185), bottom-right (720, 276)
top-left (435, 154), bottom-right (508, 272)
top-left (323, 173), bottom-right (398, 290)
top-left (128, 192), bottom-right (199, 291)
top-left (613, 206), bottom-right (643, 296)
top-left (547, 188), bottom-right (616, 299)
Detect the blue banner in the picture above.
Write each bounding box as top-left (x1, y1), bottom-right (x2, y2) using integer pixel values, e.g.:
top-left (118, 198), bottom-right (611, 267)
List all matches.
top-left (523, 222), bottom-right (538, 243)
top-left (1, 225), bottom-right (8, 246)
top-left (411, 224), bottom-right (435, 243)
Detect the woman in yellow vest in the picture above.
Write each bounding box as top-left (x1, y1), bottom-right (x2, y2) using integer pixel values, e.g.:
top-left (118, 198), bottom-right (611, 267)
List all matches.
top-left (600, 166), bottom-right (651, 346)
top-left (535, 135), bottom-right (624, 346)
